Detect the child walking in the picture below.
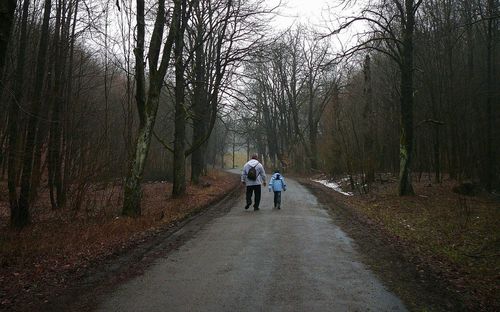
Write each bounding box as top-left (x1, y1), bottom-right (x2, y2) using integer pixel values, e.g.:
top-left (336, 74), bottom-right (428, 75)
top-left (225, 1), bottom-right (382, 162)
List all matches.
top-left (269, 170), bottom-right (287, 209)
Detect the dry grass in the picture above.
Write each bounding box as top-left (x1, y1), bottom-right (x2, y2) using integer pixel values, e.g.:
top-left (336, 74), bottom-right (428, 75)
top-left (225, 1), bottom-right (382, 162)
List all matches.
top-left (0, 170), bottom-right (240, 309)
top-left (320, 176), bottom-right (499, 309)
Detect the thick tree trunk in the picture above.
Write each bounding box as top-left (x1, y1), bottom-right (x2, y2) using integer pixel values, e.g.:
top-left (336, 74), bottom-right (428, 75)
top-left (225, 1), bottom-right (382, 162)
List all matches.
top-left (122, 0), bottom-right (178, 216)
top-left (172, 15), bottom-right (187, 197)
top-left (122, 0), bottom-right (147, 217)
top-left (190, 22), bottom-right (207, 185)
top-left (123, 100), bottom-right (159, 216)
top-left (398, 0), bottom-right (416, 196)
top-left (190, 133), bottom-right (204, 184)
top-left (8, 0), bottom-right (31, 228)
top-left (191, 123), bottom-right (208, 184)
top-left (18, 0), bottom-right (53, 220)
top-left (173, 104), bottom-right (187, 196)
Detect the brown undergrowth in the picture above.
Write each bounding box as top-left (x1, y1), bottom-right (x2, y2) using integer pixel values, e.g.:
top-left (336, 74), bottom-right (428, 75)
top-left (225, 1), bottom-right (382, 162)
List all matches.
top-left (0, 170), bottom-right (240, 310)
top-left (309, 175), bottom-right (499, 311)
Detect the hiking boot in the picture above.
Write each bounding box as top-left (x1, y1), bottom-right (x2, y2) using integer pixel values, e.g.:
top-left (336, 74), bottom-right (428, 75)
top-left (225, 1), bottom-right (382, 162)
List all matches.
top-left (245, 204), bottom-right (250, 210)
top-left (277, 204), bottom-right (281, 209)
top-left (254, 207), bottom-right (259, 211)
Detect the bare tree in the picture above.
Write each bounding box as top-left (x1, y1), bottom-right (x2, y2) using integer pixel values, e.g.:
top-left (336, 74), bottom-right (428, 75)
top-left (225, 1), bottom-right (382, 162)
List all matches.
top-left (16, 0), bottom-right (53, 225)
top-left (122, 0), bottom-right (183, 216)
top-left (7, 0), bottom-right (31, 227)
top-left (326, 0), bottom-right (424, 195)
top-left (484, 0), bottom-right (497, 191)
top-left (172, 0), bottom-right (191, 197)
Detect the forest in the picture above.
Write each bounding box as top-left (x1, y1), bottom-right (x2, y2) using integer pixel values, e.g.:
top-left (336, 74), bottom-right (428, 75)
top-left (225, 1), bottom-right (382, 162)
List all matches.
top-left (0, 0), bottom-right (498, 310)
top-left (1, 0), bottom-right (497, 227)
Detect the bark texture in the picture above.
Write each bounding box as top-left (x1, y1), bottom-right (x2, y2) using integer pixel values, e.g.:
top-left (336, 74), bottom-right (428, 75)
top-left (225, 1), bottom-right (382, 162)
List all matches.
top-left (123, 0), bottom-right (180, 216)
top-left (398, 0), bottom-right (416, 196)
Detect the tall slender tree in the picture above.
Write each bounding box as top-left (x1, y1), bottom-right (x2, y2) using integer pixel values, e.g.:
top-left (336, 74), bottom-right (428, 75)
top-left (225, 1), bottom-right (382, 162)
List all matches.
top-left (172, 0), bottom-right (190, 197)
top-left (8, 0), bottom-right (31, 227)
top-left (17, 0), bottom-right (53, 224)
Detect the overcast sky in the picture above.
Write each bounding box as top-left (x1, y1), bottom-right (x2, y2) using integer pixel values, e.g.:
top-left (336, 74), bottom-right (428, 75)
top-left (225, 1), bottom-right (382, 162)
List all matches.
top-left (271, 0), bottom-right (363, 28)
top-left (269, 0), bottom-right (365, 52)
top-left (269, 0), bottom-right (333, 31)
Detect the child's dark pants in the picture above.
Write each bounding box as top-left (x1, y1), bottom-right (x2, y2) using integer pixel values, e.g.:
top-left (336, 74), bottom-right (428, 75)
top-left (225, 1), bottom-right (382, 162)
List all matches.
top-left (273, 191), bottom-right (281, 207)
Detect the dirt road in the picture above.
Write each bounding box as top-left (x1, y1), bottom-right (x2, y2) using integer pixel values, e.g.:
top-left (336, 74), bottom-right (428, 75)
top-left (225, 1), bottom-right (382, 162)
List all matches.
top-left (95, 175), bottom-right (407, 311)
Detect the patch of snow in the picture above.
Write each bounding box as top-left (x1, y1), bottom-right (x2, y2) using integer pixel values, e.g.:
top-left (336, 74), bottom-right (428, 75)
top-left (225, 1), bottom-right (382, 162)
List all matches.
top-left (312, 179), bottom-right (354, 196)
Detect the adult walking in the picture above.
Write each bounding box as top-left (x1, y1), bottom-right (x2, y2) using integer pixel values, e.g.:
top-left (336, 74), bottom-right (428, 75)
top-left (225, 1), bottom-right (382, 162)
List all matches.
top-left (241, 154), bottom-right (266, 211)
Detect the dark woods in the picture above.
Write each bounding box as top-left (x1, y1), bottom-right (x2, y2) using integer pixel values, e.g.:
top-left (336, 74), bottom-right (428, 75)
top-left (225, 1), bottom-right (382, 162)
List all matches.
top-left (0, 0), bottom-right (498, 228)
top-left (0, 0), bottom-right (269, 227)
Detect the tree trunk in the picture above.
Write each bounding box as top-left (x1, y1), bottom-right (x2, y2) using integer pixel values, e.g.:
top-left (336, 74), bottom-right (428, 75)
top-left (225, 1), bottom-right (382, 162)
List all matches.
top-left (18, 0), bottom-right (53, 215)
top-left (485, 0), bottom-right (495, 191)
top-left (398, 0), bottom-right (416, 196)
top-left (123, 0), bottom-right (179, 216)
top-left (363, 54), bottom-right (375, 182)
top-left (307, 78), bottom-right (318, 170)
top-left (434, 126), bottom-right (441, 183)
top-left (0, 0), bottom-right (16, 76)
top-left (8, 0), bottom-right (31, 228)
top-left (190, 130), bottom-right (204, 184)
top-left (123, 0), bottom-right (147, 216)
top-left (123, 100), bottom-right (159, 216)
top-left (172, 5), bottom-right (187, 197)
top-left (48, 0), bottom-right (65, 209)
top-left (190, 20), bottom-right (207, 185)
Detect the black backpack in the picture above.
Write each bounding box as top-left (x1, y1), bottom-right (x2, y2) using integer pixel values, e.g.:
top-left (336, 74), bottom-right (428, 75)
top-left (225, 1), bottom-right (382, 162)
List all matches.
top-left (247, 164), bottom-right (258, 180)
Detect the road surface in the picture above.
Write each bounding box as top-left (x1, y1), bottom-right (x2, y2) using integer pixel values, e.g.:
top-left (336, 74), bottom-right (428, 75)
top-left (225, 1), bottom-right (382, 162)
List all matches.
top-left (96, 174), bottom-right (407, 312)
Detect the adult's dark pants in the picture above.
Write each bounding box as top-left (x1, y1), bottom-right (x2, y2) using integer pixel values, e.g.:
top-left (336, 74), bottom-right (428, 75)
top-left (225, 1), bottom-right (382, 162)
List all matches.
top-left (246, 185), bottom-right (261, 208)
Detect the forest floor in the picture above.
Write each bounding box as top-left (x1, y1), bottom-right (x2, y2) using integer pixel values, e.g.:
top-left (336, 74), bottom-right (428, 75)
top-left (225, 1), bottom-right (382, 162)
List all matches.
top-left (0, 170), bottom-right (240, 312)
top-left (301, 175), bottom-right (499, 311)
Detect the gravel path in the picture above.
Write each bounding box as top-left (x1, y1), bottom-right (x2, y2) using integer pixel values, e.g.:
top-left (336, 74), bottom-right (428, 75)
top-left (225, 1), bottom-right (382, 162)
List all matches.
top-left (95, 175), bottom-right (406, 312)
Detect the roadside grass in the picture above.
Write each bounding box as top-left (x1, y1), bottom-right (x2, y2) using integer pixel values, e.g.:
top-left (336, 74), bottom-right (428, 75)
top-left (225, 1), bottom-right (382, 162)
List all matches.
top-left (313, 177), bottom-right (499, 310)
top-left (0, 170), bottom-right (240, 309)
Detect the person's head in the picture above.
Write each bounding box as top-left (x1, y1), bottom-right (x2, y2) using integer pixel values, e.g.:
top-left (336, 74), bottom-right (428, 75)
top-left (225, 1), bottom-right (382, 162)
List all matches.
top-left (274, 169), bottom-right (280, 174)
top-left (251, 153), bottom-right (259, 160)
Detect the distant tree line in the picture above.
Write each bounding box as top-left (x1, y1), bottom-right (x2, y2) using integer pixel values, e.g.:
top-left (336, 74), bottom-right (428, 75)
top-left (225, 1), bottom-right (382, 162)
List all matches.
top-left (236, 0), bottom-right (498, 194)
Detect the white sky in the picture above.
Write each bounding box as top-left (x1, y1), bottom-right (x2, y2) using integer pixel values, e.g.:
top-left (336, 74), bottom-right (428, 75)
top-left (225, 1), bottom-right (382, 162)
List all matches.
top-left (272, 0), bottom-right (332, 28)
top-left (270, 0), bottom-right (363, 28)
top-left (269, 0), bottom-right (365, 52)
